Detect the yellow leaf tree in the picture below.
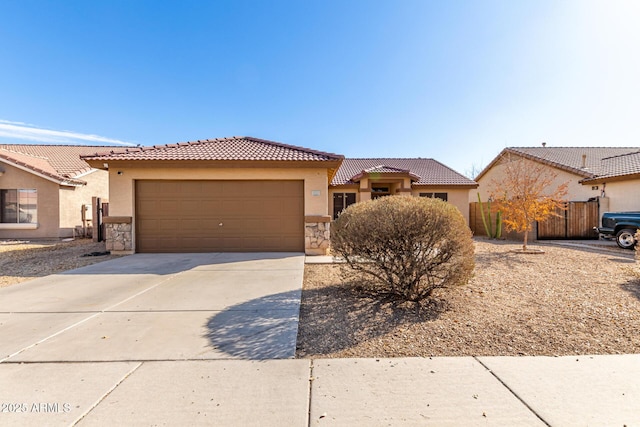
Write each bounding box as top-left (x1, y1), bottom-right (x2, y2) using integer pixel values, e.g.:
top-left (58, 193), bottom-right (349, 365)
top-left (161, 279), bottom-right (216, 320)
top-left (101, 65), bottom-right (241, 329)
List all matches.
top-left (490, 155), bottom-right (569, 251)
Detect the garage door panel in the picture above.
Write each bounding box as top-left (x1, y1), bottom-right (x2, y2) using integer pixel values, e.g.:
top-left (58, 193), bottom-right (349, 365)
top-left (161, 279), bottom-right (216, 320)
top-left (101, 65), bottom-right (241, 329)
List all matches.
top-left (279, 220), bottom-right (304, 234)
top-left (218, 200), bottom-right (245, 215)
top-left (260, 202), bottom-right (289, 216)
top-left (242, 200), bottom-right (263, 213)
top-left (138, 219), bottom-right (179, 233)
top-left (135, 180), bottom-right (304, 252)
top-left (137, 200), bottom-right (159, 213)
top-left (175, 200), bottom-right (200, 213)
top-left (178, 219), bottom-right (207, 232)
top-left (200, 200), bottom-right (220, 211)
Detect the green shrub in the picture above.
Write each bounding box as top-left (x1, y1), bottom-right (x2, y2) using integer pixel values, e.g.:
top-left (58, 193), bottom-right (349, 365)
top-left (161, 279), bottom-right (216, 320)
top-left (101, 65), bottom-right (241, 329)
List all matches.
top-left (331, 196), bottom-right (475, 302)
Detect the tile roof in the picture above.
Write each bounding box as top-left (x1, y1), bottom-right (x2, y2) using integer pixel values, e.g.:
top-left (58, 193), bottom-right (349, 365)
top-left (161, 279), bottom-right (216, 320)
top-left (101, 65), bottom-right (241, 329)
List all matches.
top-left (507, 147), bottom-right (639, 176)
top-left (585, 151), bottom-right (640, 181)
top-left (362, 165), bottom-right (412, 174)
top-left (0, 144), bottom-right (125, 185)
top-left (81, 137), bottom-right (344, 162)
top-left (332, 158), bottom-right (476, 186)
top-left (476, 147), bottom-right (640, 181)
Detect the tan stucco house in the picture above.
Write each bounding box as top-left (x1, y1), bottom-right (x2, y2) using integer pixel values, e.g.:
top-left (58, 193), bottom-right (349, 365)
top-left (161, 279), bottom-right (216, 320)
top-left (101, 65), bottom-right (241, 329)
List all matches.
top-left (330, 158), bottom-right (477, 223)
top-left (0, 145), bottom-right (114, 239)
top-left (83, 137), bottom-right (477, 255)
top-left (472, 146), bottom-right (640, 222)
top-left (83, 137), bottom-right (344, 255)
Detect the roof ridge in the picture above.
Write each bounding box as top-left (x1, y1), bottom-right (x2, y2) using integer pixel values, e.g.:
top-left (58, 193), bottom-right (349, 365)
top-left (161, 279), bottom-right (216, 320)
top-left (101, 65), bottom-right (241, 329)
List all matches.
top-left (81, 136), bottom-right (345, 162)
top-left (510, 146), bottom-right (640, 149)
top-left (240, 136), bottom-right (344, 160)
top-left (345, 157), bottom-right (435, 160)
top-left (0, 144), bottom-right (132, 148)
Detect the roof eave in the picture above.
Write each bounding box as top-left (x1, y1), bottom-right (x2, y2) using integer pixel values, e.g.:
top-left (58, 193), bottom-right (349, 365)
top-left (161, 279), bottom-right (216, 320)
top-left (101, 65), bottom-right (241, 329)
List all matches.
top-left (476, 148), bottom-right (594, 181)
top-left (0, 157), bottom-right (86, 186)
top-left (84, 158), bottom-right (344, 170)
top-left (412, 183), bottom-right (479, 189)
top-left (580, 172), bottom-right (640, 184)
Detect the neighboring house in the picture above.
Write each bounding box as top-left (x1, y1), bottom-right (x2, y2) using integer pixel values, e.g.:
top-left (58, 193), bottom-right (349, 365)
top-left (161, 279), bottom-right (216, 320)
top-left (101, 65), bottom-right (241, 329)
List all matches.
top-left (82, 137), bottom-right (476, 255)
top-left (0, 145), bottom-right (118, 239)
top-left (330, 158), bottom-right (477, 223)
top-left (579, 150), bottom-right (640, 212)
top-left (473, 145), bottom-right (640, 219)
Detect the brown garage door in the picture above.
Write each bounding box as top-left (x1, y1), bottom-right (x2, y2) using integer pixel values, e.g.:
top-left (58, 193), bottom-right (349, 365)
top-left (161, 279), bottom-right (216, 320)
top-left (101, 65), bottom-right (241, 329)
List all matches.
top-left (135, 180), bottom-right (304, 253)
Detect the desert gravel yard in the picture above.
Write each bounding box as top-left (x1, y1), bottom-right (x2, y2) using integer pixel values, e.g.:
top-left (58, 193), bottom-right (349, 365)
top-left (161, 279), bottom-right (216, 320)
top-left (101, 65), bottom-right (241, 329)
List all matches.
top-left (0, 239), bottom-right (121, 288)
top-left (296, 239), bottom-right (640, 358)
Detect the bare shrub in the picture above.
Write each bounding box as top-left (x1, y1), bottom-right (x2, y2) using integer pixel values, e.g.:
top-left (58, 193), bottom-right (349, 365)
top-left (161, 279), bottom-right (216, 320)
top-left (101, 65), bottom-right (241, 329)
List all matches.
top-left (331, 196), bottom-right (475, 302)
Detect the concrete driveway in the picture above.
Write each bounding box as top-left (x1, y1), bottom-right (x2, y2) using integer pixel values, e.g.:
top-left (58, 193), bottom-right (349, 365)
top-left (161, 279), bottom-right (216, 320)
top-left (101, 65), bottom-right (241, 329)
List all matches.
top-left (0, 252), bottom-right (310, 426)
top-left (0, 252), bottom-right (305, 362)
top-left (2, 252), bottom-right (639, 426)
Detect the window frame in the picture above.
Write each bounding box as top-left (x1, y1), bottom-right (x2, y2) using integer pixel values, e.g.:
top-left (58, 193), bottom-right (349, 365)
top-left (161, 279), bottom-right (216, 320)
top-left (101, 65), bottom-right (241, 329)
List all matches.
top-left (0, 188), bottom-right (38, 226)
top-left (419, 192), bottom-right (448, 202)
top-left (333, 192), bottom-right (357, 219)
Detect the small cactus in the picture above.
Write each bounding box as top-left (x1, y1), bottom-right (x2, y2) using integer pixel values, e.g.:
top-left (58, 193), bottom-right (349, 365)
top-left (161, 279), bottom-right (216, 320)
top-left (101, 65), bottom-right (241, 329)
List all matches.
top-left (495, 211), bottom-right (502, 239)
top-left (478, 193), bottom-right (502, 239)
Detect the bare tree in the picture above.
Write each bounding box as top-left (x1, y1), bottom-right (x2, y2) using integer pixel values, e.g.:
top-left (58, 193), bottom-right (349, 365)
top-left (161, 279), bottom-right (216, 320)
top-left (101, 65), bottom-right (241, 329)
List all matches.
top-left (490, 155), bottom-right (569, 251)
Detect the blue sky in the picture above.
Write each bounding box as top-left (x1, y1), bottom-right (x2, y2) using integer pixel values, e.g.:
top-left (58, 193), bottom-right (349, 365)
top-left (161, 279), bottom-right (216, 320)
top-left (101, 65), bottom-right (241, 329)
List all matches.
top-left (1, 0), bottom-right (639, 176)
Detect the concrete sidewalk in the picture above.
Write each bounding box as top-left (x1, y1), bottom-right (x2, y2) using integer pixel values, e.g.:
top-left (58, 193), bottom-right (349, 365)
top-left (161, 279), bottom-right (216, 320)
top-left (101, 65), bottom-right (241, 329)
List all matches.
top-left (2, 251), bottom-right (639, 426)
top-left (0, 355), bottom-right (639, 426)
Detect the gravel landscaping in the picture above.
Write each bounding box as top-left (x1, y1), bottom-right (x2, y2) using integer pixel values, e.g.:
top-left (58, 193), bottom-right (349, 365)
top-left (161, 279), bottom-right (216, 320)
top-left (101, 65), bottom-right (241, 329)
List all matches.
top-left (296, 239), bottom-right (640, 358)
top-left (0, 239), bottom-right (121, 288)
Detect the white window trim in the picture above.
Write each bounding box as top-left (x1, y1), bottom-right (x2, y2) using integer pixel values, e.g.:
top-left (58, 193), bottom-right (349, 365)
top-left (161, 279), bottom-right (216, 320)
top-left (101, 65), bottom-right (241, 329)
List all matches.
top-left (0, 223), bottom-right (38, 230)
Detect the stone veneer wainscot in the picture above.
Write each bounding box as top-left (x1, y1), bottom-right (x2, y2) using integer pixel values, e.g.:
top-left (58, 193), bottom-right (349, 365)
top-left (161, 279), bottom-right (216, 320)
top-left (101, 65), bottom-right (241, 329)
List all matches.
top-left (305, 215), bottom-right (331, 256)
top-left (103, 216), bottom-right (133, 253)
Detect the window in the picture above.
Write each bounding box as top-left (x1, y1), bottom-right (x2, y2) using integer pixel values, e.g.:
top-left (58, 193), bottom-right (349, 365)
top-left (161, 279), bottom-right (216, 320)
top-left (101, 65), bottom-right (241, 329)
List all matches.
top-left (419, 192), bottom-right (448, 202)
top-left (1, 189), bottom-right (38, 223)
top-left (371, 186), bottom-right (390, 200)
top-left (333, 193), bottom-right (356, 219)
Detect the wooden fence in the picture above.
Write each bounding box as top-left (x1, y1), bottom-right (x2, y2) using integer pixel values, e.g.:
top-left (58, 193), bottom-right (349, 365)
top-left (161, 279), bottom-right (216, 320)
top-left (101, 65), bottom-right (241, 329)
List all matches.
top-left (469, 202), bottom-right (503, 237)
top-left (469, 200), bottom-right (599, 240)
top-left (536, 201), bottom-right (599, 239)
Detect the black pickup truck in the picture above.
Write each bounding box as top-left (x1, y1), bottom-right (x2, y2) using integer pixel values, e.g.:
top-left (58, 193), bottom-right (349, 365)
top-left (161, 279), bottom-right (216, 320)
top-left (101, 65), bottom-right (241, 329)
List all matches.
top-left (596, 212), bottom-right (640, 249)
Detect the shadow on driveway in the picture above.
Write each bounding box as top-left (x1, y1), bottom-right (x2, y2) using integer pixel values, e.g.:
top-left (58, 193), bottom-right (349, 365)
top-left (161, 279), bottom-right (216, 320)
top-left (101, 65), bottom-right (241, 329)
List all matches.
top-left (203, 290), bottom-right (301, 360)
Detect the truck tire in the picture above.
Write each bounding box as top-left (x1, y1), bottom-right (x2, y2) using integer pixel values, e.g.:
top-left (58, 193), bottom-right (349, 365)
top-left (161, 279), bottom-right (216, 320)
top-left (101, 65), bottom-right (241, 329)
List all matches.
top-left (615, 228), bottom-right (637, 249)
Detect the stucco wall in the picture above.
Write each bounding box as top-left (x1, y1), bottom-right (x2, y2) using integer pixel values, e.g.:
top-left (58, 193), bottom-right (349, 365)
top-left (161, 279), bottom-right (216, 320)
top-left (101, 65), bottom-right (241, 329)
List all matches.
top-left (58, 169), bottom-right (109, 237)
top-left (472, 155), bottom-right (600, 203)
top-left (0, 162), bottom-right (60, 239)
top-left (328, 186), bottom-right (472, 224)
top-left (599, 178), bottom-right (640, 212)
top-left (412, 187), bottom-right (471, 224)
top-left (106, 166), bottom-right (331, 251)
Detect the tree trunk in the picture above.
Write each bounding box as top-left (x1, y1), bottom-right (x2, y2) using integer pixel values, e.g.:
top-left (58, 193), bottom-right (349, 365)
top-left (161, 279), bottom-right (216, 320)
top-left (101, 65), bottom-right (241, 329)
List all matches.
top-left (523, 229), bottom-right (528, 251)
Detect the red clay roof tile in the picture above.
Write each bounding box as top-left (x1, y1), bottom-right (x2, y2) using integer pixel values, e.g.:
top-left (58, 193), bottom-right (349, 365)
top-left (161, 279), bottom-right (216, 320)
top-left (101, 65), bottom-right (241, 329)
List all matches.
top-left (332, 158), bottom-right (476, 186)
top-left (0, 144), bottom-right (128, 185)
top-left (81, 137), bottom-right (344, 162)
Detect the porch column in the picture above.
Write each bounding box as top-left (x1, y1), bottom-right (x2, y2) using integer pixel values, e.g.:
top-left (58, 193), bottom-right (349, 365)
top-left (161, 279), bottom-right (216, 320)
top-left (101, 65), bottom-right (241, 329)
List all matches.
top-left (304, 215), bottom-right (331, 256)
